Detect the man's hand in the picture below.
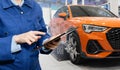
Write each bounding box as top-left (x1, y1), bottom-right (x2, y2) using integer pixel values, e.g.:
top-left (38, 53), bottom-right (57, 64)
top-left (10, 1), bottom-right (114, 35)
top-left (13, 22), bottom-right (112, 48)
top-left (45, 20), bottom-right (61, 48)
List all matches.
top-left (14, 31), bottom-right (46, 45)
top-left (43, 35), bottom-right (61, 49)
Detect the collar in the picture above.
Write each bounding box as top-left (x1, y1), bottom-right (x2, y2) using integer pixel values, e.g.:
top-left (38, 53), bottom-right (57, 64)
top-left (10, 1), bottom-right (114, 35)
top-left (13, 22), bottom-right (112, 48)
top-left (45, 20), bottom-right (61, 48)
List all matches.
top-left (24, 0), bottom-right (33, 8)
top-left (11, 0), bottom-right (24, 7)
top-left (2, 0), bottom-right (14, 9)
top-left (2, 0), bottom-right (33, 9)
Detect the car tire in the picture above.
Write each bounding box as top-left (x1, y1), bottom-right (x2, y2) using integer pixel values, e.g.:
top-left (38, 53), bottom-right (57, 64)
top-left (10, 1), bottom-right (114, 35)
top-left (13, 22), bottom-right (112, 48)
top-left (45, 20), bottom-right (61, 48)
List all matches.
top-left (66, 28), bottom-right (84, 65)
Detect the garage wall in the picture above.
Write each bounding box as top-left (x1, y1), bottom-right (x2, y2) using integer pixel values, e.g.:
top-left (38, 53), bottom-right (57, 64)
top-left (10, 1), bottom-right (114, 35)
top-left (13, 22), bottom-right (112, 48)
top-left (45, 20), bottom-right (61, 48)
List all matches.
top-left (42, 7), bottom-right (57, 25)
top-left (108, 0), bottom-right (119, 16)
top-left (42, 7), bottom-right (51, 25)
top-left (119, 0), bottom-right (120, 5)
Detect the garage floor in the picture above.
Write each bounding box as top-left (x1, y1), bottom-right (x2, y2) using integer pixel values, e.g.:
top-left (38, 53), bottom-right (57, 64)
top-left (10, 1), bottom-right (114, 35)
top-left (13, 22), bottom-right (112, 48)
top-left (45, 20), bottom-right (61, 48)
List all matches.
top-left (39, 54), bottom-right (120, 70)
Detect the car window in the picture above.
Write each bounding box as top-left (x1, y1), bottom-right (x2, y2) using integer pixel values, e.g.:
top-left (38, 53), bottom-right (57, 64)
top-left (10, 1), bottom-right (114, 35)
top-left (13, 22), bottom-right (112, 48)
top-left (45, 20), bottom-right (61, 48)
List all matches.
top-left (70, 6), bottom-right (89, 17)
top-left (70, 6), bottom-right (117, 17)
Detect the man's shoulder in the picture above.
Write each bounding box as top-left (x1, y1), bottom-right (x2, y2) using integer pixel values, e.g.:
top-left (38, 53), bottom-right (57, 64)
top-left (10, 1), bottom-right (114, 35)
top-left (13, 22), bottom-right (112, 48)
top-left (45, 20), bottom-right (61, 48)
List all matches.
top-left (0, 0), bottom-right (3, 9)
top-left (29, 0), bottom-right (41, 9)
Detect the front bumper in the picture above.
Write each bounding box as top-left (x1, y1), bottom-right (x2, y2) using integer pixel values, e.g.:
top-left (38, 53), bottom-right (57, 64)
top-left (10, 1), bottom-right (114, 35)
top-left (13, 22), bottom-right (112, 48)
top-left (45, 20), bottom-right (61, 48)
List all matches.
top-left (80, 28), bottom-right (120, 58)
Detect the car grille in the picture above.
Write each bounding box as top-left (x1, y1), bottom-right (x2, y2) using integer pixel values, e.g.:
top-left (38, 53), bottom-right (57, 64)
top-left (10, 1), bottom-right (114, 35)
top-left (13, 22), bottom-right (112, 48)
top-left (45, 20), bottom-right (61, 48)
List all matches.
top-left (106, 28), bottom-right (120, 49)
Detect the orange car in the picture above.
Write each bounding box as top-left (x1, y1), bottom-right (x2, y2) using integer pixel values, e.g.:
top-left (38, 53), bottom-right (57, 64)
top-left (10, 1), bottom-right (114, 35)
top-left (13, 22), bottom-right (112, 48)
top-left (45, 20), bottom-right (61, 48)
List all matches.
top-left (49, 5), bottom-right (120, 64)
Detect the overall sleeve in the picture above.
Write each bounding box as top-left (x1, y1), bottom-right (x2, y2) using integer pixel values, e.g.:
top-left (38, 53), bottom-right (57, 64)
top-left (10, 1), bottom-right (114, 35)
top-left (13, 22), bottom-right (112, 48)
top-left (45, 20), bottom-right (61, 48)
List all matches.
top-left (36, 5), bottom-right (52, 54)
top-left (11, 36), bottom-right (21, 53)
top-left (0, 36), bottom-right (15, 61)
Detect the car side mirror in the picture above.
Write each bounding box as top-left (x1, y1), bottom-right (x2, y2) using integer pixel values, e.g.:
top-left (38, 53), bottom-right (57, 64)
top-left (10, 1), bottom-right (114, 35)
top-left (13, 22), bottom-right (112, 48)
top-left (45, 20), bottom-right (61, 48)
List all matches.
top-left (58, 12), bottom-right (67, 20)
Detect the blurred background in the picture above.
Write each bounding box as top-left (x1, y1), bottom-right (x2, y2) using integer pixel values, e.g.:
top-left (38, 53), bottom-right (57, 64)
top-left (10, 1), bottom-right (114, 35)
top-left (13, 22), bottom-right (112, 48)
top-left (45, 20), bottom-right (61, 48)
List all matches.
top-left (35, 0), bottom-right (120, 25)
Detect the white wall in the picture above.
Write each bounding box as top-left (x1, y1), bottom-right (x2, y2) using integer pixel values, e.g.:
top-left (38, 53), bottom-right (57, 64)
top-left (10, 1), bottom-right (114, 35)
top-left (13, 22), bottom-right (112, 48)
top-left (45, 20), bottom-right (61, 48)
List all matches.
top-left (108, 0), bottom-right (119, 16)
top-left (119, 0), bottom-right (120, 5)
top-left (42, 7), bottom-right (57, 25)
top-left (42, 7), bottom-right (51, 25)
top-left (72, 0), bottom-right (77, 5)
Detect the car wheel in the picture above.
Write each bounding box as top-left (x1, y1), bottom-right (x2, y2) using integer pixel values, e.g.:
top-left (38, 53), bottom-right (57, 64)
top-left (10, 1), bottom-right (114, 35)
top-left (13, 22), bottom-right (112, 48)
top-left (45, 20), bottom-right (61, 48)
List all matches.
top-left (66, 28), bottom-right (84, 64)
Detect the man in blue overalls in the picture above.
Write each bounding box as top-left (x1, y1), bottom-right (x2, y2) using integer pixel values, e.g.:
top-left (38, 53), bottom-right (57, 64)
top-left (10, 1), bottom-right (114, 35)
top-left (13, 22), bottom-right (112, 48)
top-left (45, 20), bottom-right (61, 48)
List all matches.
top-left (0, 0), bottom-right (60, 70)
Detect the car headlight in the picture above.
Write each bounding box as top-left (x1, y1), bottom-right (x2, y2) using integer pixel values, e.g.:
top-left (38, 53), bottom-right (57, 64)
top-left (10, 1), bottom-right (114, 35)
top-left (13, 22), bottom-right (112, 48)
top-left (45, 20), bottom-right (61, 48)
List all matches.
top-left (82, 24), bottom-right (108, 33)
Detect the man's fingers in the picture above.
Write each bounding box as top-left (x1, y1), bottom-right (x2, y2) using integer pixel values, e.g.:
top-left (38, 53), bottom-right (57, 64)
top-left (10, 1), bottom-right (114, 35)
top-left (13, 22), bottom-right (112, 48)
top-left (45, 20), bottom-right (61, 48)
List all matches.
top-left (14, 31), bottom-right (44, 45)
top-left (32, 31), bottom-right (46, 35)
top-left (26, 39), bottom-right (32, 45)
top-left (28, 35), bottom-right (41, 44)
top-left (31, 35), bottom-right (41, 42)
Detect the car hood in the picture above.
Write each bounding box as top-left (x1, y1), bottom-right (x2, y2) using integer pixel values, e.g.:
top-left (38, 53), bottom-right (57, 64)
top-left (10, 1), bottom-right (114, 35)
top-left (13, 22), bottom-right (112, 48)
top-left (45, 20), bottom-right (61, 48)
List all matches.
top-left (71, 17), bottom-right (120, 27)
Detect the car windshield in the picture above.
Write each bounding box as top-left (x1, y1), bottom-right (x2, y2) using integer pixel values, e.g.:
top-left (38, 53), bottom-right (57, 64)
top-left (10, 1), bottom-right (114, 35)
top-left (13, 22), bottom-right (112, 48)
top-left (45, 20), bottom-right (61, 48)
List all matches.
top-left (70, 6), bottom-right (117, 17)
